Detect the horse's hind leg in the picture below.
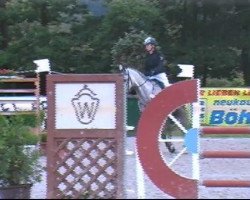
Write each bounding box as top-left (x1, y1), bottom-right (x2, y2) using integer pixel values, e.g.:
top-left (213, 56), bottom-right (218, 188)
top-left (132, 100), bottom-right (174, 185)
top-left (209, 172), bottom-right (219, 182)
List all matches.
top-left (178, 106), bottom-right (190, 128)
top-left (161, 105), bottom-right (191, 153)
top-left (165, 105), bottom-right (192, 153)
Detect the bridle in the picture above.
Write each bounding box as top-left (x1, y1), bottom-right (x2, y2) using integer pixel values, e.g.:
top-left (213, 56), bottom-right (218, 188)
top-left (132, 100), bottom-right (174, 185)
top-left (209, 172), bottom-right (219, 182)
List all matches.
top-left (121, 65), bottom-right (149, 91)
top-left (119, 64), bottom-right (161, 111)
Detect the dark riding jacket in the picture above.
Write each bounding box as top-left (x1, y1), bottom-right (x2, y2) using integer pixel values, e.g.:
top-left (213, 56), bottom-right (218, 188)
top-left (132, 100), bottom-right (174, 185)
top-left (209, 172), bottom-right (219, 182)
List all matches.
top-left (144, 50), bottom-right (166, 76)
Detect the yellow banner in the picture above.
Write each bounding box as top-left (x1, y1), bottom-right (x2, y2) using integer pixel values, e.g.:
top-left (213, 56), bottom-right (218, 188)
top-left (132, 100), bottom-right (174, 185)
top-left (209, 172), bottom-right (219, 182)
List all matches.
top-left (200, 88), bottom-right (250, 126)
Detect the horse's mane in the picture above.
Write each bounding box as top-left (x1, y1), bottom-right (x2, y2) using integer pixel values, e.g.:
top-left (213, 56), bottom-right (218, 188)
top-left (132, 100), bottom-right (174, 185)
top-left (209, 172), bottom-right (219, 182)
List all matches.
top-left (127, 67), bottom-right (147, 79)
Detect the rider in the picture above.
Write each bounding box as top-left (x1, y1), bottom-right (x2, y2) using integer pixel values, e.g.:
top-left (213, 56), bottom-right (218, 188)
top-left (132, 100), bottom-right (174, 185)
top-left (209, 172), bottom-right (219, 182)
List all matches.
top-left (143, 36), bottom-right (170, 89)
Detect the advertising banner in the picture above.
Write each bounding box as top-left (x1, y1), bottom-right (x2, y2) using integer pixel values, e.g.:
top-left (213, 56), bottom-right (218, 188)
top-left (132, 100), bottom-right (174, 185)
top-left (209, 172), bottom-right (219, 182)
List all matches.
top-left (200, 88), bottom-right (250, 126)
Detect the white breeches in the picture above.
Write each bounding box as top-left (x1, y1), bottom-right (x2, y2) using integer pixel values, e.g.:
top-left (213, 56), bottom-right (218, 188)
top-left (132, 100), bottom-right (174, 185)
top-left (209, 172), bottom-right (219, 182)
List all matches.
top-left (149, 72), bottom-right (171, 87)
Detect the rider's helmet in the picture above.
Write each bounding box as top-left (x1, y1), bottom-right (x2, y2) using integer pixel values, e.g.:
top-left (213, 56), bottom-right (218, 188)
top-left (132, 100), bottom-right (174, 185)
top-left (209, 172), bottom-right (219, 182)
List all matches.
top-left (144, 36), bottom-right (157, 46)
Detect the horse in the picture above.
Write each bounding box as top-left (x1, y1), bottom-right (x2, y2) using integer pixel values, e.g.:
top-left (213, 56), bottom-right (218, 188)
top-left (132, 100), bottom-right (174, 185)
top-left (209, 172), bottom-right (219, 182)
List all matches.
top-left (119, 64), bottom-right (190, 153)
top-left (119, 65), bottom-right (162, 112)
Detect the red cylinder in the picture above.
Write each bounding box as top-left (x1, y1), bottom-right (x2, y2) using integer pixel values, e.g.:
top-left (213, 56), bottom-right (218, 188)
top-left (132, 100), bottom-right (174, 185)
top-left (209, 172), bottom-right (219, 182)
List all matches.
top-left (202, 180), bottom-right (250, 187)
top-left (201, 151), bottom-right (250, 158)
top-left (201, 126), bottom-right (250, 135)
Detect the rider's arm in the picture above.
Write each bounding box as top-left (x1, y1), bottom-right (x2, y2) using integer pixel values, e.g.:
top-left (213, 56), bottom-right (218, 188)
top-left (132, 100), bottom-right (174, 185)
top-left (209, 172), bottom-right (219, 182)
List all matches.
top-left (150, 53), bottom-right (166, 76)
top-left (144, 51), bottom-right (167, 76)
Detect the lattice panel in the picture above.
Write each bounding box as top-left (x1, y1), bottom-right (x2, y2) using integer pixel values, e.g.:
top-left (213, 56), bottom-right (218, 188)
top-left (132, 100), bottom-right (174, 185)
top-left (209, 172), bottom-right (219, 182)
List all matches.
top-left (47, 74), bottom-right (124, 199)
top-left (52, 138), bottom-right (119, 199)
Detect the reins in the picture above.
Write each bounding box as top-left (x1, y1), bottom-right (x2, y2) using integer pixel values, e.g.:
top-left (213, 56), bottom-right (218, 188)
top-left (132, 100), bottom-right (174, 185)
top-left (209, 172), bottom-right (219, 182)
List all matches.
top-left (125, 67), bottom-right (149, 89)
top-left (120, 65), bottom-right (163, 111)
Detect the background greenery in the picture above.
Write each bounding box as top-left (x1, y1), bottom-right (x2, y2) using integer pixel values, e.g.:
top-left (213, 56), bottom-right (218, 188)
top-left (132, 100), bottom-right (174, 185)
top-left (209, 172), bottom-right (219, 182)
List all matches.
top-left (0, 115), bottom-right (42, 187)
top-left (0, 0), bottom-right (249, 87)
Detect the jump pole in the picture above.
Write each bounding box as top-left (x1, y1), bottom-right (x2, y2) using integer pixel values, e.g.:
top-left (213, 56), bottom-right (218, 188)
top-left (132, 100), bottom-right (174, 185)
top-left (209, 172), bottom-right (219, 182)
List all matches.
top-left (200, 126), bottom-right (250, 188)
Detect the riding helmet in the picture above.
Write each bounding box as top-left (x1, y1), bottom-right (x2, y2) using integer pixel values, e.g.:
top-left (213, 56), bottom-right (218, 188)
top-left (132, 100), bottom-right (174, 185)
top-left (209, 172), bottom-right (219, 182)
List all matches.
top-left (144, 37), bottom-right (157, 45)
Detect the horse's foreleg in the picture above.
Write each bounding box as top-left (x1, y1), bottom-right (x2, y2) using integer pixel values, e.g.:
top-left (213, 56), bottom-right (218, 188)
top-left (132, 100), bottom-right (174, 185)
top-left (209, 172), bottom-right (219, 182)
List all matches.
top-left (165, 142), bottom-right (176, 153)
top-left (161, 119), bottom-right (176, 153)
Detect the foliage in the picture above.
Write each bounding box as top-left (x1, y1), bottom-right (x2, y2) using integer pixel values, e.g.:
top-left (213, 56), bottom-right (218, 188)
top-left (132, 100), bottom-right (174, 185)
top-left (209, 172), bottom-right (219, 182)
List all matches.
top-left (1, 0), bottom-right (91, 73)
top-left (39, 132), bottom-right (47, 143)
top-left (111, 30), bottom-right (149, 71)
top-left (101, 0), bottom-right (161, 35)
top-left (111, 29), bottom-right (175, 73)
top-left (206, 73), bottom-right (245, 87)
top-left (17, 111), bottom-right (45, 128)
top-left (0, 0), bottom-right (249, 86)
top-left (92, 0), bottom-right (163, 73)
top-left (160, 0), bottom-right (250, 86)
top-left (0, 115), bottom-right (42, 187)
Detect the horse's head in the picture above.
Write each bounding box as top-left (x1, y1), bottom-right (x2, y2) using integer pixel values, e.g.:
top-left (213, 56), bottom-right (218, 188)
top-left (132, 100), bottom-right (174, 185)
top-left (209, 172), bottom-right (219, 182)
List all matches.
top-left (118, 64), bottom-right (133, 94)
top-left (119, 64), bottom-right (158, 111)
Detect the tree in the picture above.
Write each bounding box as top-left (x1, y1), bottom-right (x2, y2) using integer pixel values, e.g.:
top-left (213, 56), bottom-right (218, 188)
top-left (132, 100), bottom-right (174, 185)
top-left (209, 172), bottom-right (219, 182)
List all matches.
top-left (157, 0), bottom-right (245, 86)
top-left (111, 30), bottom-right (149, 72)
top-left (0, 0), bottom-right (249, 86)
top-left (92, 0), bottom-right (162, 73)
top-left (0, 0), bottom-right (92, 73)
top-left (0, 0), bottom-right (8, 50)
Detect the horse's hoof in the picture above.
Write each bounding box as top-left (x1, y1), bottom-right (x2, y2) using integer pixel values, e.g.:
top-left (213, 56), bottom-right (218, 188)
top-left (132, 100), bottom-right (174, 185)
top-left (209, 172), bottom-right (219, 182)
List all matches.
top-left (168, 146), bottom-right (176, 153)
top-left (165, 143), bottom-right (176, 153)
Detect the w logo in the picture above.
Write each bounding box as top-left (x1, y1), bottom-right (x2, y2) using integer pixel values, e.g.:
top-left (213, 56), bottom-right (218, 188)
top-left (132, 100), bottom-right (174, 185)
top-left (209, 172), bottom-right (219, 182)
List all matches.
top-left (72, 85), bottom-right (100, 124)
